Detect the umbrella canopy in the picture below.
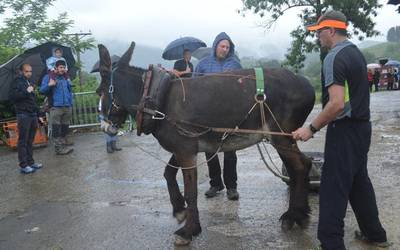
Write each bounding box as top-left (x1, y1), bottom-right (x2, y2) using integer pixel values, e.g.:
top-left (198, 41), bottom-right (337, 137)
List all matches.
top-left (385, 60), bottom-right (400, 67)
top-left (367, 63), bottom-right (381, 69)
top-left (388, 0), bottom-right (400, 5)
top-left (192, 47), bottom-right (212, 60)
top-left (162, 36), bottom-right (206, 60)
top-left (0, 42), bottom-right (77, 101)
top-left (91, 55), bottom-right (121, 73)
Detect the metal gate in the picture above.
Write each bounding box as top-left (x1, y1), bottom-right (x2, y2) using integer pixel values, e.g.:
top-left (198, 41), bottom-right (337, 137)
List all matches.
top-left (70, 91), bottom-right (100, 128)
top-left (70, 91), bottom-right (134, 131)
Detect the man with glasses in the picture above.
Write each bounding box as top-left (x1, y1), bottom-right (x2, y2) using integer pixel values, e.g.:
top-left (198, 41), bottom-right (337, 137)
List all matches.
top-left (292, 10), bottom-right (391, 250)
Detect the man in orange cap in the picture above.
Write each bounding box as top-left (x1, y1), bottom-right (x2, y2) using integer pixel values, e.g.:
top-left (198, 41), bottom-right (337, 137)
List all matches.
top-left (292, 10), bottom-right (391, 250)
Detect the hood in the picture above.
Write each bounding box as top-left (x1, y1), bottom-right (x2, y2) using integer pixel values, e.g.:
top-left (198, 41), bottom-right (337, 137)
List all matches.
top-left (52, 47), bottom-right (63, 57)
top-left (212, 32), bottom-right (235, 58)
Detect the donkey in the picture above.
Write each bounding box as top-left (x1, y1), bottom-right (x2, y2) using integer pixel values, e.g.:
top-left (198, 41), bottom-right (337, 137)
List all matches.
top-left (97, 42), bottom-right (316, 245)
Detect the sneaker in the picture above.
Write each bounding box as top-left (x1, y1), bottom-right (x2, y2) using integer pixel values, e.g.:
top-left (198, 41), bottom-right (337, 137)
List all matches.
top-left (20, 166), bottom-right (36, 174)
top-left (227, 188), bottom-right (239, 200)
top-left (354, 230), bottom-right (393, 248)
top-left (55, 146), bottom-right (73, 155)
top-left (30, 163), bottom-right (43, 169)
top-left (205, 185), bottom-right (224, 198)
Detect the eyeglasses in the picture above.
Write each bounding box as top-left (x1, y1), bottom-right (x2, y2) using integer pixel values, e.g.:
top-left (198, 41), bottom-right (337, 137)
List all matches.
top-left (316, 27), bottom-right (331, 35)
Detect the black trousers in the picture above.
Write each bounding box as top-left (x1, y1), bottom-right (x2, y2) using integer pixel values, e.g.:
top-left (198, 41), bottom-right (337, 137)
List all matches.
top-left (16, 113), bottom-right (38, 168)
top-left (318, 120), bottom-right (387, 250)
top-left (205, 151), bottom-right (237, 189)
top-left (373, 81), bottom-right (379, 91)
top-left (368, 81), bottom-right (373, 92)
top-left (387, 81), bottom-right (394, 90)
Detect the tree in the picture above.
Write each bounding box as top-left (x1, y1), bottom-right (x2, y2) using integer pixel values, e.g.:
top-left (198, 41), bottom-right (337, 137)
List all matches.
top-left (387, 26), bottom-right (400, 42)
top-left (0, 0), bottom-right (95, 64)
top-left (0, 0), bottom-right (95, 89)
top-left (241, 0), bottom-right (382, 71)
top-left (0, 0), bottom-right (96, 120)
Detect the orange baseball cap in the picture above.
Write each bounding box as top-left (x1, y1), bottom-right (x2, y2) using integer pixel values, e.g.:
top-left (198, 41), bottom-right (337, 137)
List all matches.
top-left (306, 10), bottom-right (348, 31)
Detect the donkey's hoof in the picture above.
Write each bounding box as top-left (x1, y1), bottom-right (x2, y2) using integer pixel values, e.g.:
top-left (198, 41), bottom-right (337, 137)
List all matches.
top-left (174, 235), bottom-right (191, 246)
top-left (297, 217), bottom-right (310, 229)
top-left (193, 223), bottom-right (202, 236)
top-left (174, 210), bottom-right (187, 224)
top-left (280, 209), bottom-right (310, 231)
top-left (281, 218), bottom-right (295, 231)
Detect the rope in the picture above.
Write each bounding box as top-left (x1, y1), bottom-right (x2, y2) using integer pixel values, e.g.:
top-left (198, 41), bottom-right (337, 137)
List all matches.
top-left (264, 102), bottom-right (285, 133)
top-left (257, 142), bottom-right (290, 181)
top-left (129, 134), bottom-right (223, 170)
top-left (174, 75), bottom-right (187, 102)
top-left (189, 72), bottom-right (256, 80)
top-left (209, 127), bottom-right (292, 137)
top-left (262, 141), bottom-right (282, 174)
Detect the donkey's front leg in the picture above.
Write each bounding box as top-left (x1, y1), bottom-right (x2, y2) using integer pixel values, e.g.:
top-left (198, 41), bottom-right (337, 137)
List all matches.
top-left (163, 155), bottom-right (186, 223)
top-left (173, 154), bottom-right (201, 246)
top-left (274, 137), bottom-right (311, 230)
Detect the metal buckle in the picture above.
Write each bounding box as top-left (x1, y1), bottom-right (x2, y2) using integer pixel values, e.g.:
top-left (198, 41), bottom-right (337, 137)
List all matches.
top-left (152, 111), bottom-right (165, 120)
top-left (254, 93), bottom-right (266, 102)
top-left (108, 84), bottom-right (114, 94)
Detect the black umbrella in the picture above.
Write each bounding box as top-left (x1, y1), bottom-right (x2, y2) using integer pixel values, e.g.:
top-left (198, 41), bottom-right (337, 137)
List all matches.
top-left (162, 36), bottom-right (206, 60)
top-left (90, 55), bottom-right (121, 73)
top-left (388, 0), bottom-right (400, 4)
top-left (192, 47), bottom-right (212, 60)
top-left (0, 42), bottom-right (77, 101)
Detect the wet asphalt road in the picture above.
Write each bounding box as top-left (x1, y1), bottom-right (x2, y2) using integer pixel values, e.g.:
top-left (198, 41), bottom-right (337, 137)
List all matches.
top-left (0, 90), bottom-right (399, 250)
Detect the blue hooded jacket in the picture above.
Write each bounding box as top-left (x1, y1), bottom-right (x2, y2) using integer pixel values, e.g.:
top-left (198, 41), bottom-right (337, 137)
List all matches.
top-left (194, 32), bottom-right (242, 74)
top-left (40, 74), bottom-right (73, 107)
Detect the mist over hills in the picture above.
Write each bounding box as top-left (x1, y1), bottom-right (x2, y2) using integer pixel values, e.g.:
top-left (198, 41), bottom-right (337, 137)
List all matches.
top-left (81, 39), bottom-right (174, 72)
top-left (80, 39), bottom-right (386, 73)
top-left (81, 39), bottom-right (289, 72)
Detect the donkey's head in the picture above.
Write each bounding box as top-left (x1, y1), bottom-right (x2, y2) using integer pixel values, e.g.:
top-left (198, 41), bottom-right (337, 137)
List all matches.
top-left (97, 42), bottom-right (146, 130)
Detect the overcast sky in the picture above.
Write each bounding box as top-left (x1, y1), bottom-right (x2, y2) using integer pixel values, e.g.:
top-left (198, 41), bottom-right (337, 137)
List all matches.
top-left (22, 0), bottom-right (400, 58)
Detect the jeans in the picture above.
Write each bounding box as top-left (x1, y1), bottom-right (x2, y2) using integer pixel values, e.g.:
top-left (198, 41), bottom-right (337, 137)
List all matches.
top-left (16, 113), bottom-right (38, 168)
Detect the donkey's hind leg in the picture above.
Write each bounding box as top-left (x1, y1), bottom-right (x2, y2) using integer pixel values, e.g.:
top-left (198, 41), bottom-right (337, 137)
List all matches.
top-left (272, 136), bottom-right (312, 230)
top-left (164, 155), bottom-right (186, 223)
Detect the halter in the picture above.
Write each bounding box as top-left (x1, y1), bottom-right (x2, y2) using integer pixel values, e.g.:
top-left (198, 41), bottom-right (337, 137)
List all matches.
top-left (106, 67), bottom-right (128, 120)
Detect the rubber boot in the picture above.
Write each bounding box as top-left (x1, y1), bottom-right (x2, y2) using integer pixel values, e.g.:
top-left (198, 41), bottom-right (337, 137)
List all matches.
top-left (111, 141), bottom-right (122, 151)
top-left (55, 138), bottom-right (73, 155)
top-left (61, 125), bottom-right (74, 146)
top-left (107, 142), bottom-right (114, 153)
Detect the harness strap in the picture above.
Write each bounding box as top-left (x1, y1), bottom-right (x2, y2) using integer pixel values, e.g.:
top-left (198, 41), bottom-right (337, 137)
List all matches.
top-left (136, 65), bottom-right (154, 135)
top-left (254, 67), bottom-right (265, 95)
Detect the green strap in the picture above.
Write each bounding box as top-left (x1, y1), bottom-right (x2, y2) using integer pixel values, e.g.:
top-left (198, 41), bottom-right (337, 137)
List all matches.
top-left (344, 80), bottom-right (350, 103)
top-left (254, 67), bottom-right (264, 95)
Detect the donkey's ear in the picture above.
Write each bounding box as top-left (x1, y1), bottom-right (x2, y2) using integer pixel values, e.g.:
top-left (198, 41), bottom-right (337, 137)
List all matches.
top-left (98, 44), bottom-right (112, 75)
top-left (118, 42), bottom-right (135, 68)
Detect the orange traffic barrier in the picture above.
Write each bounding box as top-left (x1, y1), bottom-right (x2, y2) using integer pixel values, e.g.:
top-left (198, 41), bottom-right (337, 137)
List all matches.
top-left (2, 120), bottom-right (48, 149)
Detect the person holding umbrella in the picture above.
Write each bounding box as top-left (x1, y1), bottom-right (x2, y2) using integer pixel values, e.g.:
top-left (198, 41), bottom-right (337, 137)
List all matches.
top-left (172, 49), bottom-right (193, 77)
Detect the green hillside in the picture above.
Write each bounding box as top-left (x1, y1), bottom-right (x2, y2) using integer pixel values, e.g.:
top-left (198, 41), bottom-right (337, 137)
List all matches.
top-left (361, 42), bottom-right (400, 63)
